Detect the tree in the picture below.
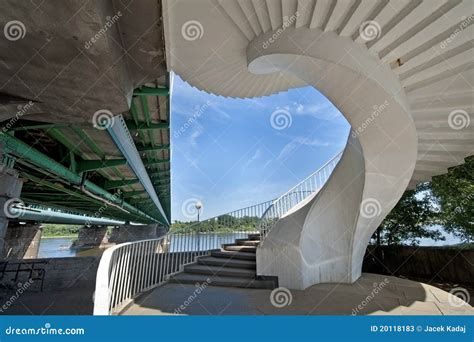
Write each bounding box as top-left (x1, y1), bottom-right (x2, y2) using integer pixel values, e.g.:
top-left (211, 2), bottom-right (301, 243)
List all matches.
top-left (430, 156), bottom-right (473, 242)
top-left (372, 186), bottom-right (442, 246)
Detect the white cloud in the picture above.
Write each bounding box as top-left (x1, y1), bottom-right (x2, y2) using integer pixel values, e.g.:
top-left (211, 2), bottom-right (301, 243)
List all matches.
top-left (277, 136), bottom-right (332, 162)
top-left (242, 148), bottom-right (262, 171)
top-left (189, 124), bottom-right (204, 148)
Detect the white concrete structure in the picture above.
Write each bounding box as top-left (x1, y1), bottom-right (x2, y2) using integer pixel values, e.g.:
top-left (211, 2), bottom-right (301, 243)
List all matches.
top-left (163, 0), bottom-right (473, 289)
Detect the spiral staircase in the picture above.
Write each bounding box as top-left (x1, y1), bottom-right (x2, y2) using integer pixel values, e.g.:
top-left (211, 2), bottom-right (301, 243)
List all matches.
top-left (162, 0), bottom-right (473, 289)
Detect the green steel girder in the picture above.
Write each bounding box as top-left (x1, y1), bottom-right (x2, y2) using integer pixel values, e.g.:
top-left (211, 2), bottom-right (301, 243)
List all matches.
top-left (147, 158), bottom-right (171, 165)
top-left (11, 121), bottom-right (90, 132)
top-left (125, 121), bottom-right (169, 130)
top-left (71, 127), bottom-right (105, 158)
top-left (138, 144), bottom-right (170, 152)
top-left (140, 95), bottom-right (151, 127)
top-left (48, 128), bottom-right (82, 154)
top-left (104, 178), bottom-right (140, 190)
top-left (0, 133), bottom-right (159, 223)
top-left (151, 179), bottom-right (170, 185)
top-left (150, 174), bottom-right (170, 180)
top-left (122, 190), bottom-right (146, 198)
top-left (133, 86), bottom-right (169, 96)
top-left (76, 159), bottom-right (127, 173)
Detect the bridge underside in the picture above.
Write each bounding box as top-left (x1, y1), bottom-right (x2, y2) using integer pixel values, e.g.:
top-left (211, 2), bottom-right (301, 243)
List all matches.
top-left (0, 0), bottom-right (172, 256)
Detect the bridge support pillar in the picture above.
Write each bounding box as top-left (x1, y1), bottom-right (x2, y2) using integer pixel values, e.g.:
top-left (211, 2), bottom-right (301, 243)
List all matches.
top-left (3, 223), bottom-right (42, 259)
top-left (72, 225), bottom-right (109, 249)
top-left (109, 224), bottom-right (167, 244)
top-left (0, 165), bottom-right (24, 258)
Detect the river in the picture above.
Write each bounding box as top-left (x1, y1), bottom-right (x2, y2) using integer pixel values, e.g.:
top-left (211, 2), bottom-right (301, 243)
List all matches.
top-left (38, 232), bottom-right (254, 258)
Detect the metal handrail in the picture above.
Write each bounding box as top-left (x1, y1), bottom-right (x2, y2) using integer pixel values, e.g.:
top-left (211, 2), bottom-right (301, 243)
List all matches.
top-left (257, 151), bottom-right (343, 241)
top-left (93, 199), bottom-right (274, 315)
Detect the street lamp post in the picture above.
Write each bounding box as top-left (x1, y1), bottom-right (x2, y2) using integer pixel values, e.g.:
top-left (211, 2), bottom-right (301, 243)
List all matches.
top-left (195, 201), bottom-right (202, 253)
top-left (195, 201), bottom-right (202, 222)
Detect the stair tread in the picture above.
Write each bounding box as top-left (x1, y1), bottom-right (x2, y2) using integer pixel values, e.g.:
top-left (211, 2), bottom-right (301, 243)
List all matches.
top-left (211, 250), bottom-right (256, 260)
top-left (235, 239), bottom-right (260, 246)
top-left (198, 256), bottom-right (256, 269)
top-left (184, 264), bottom-right (256, 278)
top-left (200, 256), bottom-right (256, 265)
top-left (169, 273), bottom-right (275, 289)
top-left (224, 245), bottom-right (257, 253)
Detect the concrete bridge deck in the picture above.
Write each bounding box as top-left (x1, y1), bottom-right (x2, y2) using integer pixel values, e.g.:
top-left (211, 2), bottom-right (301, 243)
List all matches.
top-left (121, 274), bottom-right (474, 316)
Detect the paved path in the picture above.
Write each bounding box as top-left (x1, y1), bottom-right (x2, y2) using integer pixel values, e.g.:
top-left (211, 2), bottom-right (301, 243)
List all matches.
top-left (122, 273), bottom-right (474, 315)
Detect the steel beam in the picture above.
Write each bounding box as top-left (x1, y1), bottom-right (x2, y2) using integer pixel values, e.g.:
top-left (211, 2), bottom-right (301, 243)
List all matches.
top-left (76, 159), bottom-right (127, 173)
top-left (125, 121), bottom-right (169, 130)
top-left (104, 179), bottom-right (139, 190)
top-left (11, 206), bottom-right (125, 225)
top-left (147, 159), bottom-right (170, 165)
top-left (122, 190), bottom-right (146, 198)
top-left (133, 86), bottom-right (169, 96)
top-left (0, 133), bottom-right (158, 223)
top-left (107, 115), bottom-right (169, 225)
top-left (138, 144), bottom-right (170, 152)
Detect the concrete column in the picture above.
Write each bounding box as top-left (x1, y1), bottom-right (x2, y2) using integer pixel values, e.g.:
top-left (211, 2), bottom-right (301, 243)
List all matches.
top-left (3, 222), bottom-right (42, 259)
top-left (108, 224), bottom-right (168, 244)
top-left (0, 165), bottom-right (24, 258)
top-left (72, 225), bottom-right (109, 249)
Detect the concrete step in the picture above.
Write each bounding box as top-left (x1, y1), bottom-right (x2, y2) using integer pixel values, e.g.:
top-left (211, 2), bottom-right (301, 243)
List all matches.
top-left (184, 264), bottom-right (256, 278)
top-left (211, 250), bottom-right (256, 261)
top-left (247, 233), bottom-right (261, 241)
top-left (169, 273), bottom-right (276, 289)
top-left (198, 256), bottom-right (256, 269)
top-left (235, 239), bottom-right (259, 246)
top-left (223, 245), bottom-right (256, 253)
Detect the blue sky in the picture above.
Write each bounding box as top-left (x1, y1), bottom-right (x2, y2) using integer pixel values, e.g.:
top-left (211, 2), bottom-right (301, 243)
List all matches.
top-left (170, 74), bottom-right (349, 221)
top-left (168, 75), bottom-right (461, 246)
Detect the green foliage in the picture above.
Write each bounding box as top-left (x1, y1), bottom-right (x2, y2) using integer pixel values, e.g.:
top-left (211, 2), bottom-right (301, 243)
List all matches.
top-left (373, 155), bottom-right (473, 246)
top-left (170, 215), bottom-right (260, 234)
top-left (430, 156), bottom-right (473, 242)
top-left (41, 224), bottom-right (80, 237)
top-left (373, 186), bottom-right (442, 246)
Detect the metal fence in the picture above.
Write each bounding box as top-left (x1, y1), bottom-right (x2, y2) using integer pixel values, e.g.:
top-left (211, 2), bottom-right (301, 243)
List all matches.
top-left (93, 200), bottom-right (274, 315)
top-left (257, 151), bottom-right (343, 240)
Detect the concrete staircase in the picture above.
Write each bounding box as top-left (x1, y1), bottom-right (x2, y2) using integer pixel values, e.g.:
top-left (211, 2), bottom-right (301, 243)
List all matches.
top-left (169, 233), bottom-right (277, 289)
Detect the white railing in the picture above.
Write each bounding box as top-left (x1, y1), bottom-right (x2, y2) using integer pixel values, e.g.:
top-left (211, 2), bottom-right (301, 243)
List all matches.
top-left (93, 200), bottom-right (274, 315)
top-left (258, 151), bottom-right (343, 240)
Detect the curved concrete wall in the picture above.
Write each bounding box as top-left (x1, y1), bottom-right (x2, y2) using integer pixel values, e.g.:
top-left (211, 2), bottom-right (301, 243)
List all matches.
top-left (252, 28), bottom-right (417, 289)
top-left (257, 135), bottom-right (365, 289)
